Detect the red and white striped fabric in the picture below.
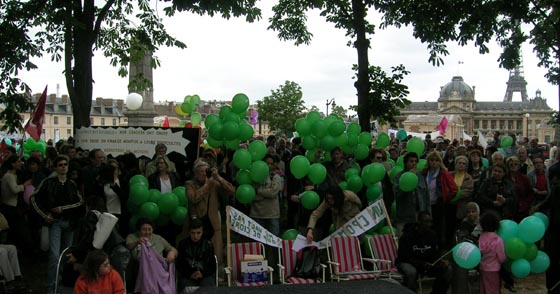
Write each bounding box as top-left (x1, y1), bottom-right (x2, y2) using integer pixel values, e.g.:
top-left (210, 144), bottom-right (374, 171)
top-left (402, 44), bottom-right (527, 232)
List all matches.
top-left (229, 242), bottom-right (269, 287)
top-left (369, 234), bottom-right (398, 272)
top-left (328, 236), bottom-right (379, 281)
top-left (279, 240), bottom-right (318, 284)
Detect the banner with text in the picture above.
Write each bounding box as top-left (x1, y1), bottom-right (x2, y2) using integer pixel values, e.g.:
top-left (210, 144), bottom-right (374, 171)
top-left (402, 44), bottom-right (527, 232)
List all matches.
top-left (292, 199), bottom-right (387, 251)
top-left (75, 126), bottom-right (200, 160)
top-left (227, 206), bottom-right (282, 248)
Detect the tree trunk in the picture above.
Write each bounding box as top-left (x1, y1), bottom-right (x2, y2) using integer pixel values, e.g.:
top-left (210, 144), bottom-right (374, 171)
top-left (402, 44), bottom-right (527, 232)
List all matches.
top-left (351, 0), bottom-right (371, 132)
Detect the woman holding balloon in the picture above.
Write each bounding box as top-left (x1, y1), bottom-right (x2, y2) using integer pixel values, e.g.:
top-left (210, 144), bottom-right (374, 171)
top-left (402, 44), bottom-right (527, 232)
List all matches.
top-left (476, 163), bottom-right (517, 219)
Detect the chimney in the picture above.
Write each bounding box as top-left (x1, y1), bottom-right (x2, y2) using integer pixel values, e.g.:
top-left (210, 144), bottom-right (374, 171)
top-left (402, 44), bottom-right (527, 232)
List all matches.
top-left (95, 97), bottom-right (103, 106)
top-left (49, 94), bottom-right (56, 103)
top-left (103, 99), bottom-right (113, 106)
top-left (117, 100), bottom-right (123, 110)
top-left (61, 95), bottom-right (68, 104)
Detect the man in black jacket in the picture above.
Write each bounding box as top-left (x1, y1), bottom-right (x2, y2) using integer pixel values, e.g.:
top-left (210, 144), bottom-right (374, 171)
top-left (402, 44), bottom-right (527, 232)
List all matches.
top-left (177, 218), bottom-right (216, 289)
top-left (396, 211), bottom-right (452, 293)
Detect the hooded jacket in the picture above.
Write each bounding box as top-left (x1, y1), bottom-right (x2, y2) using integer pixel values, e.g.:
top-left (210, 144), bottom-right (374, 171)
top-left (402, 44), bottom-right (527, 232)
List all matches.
top-left (478, 232), bottom-right (506, 272)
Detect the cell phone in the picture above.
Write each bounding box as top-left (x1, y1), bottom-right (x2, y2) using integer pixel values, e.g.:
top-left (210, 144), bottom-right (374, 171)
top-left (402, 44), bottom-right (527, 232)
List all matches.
top-left (206, 168), bottom-right (213, 178)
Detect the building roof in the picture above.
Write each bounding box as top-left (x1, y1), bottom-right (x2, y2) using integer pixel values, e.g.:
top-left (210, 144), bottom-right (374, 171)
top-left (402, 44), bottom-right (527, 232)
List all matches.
top-left (438, 76), bottom-right (475, 102)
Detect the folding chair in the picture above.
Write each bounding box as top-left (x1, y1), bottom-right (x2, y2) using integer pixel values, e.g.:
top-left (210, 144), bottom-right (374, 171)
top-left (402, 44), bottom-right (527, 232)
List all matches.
top-left (224, 242), bottom-right (274, 287)
top-left (54, 246), bottom-right (73, 294)
top-left (368, 234), bottom-right (403, 281)
top-left (326, 236), bottom-right (380, 282)
top-left (277, 240), bottom-right (326, 284)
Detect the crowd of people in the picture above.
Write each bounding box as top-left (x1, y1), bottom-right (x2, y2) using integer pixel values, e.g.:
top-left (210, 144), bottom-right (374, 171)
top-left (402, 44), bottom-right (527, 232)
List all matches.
top-left (0, 132), bottom-right (558, 294)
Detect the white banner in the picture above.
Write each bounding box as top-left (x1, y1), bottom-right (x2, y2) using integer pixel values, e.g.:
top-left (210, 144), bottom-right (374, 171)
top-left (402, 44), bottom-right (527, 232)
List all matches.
top-left (292, 199), bottom-right (388, 251)
top-left (228, 206), bottom-right (282, 248)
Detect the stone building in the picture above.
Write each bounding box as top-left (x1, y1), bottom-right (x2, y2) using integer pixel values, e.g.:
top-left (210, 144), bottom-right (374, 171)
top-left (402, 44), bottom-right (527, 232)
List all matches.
top-left (394, 74), bottom-right (555, 143)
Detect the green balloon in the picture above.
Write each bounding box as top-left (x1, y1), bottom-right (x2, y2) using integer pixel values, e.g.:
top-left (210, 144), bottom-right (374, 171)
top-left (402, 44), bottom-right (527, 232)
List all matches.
top-left (295, 118), bottom-right (312, 136)
top-left (533, 212), bottom-right (549, 230)
top-left (339, 181), bottom-right (348, 190)
top-left (302, 136), bottom-right (318, 150)
top-left (250, 160), bottom-right (269, 183)
top-left (282, 229), bottom-right (299, 240)
top-left (519, 216), bottom-right (545, 243)
top-left (219, 105), bottom-right (233, 119)
top-left (236, 169), bottom-right (252, 185)
top-left (301, 191), bottom-right (320, 210)
top-left (334, 134), bottom-right (348, 147)
top-left (452, 242), bottom-right (481, 270)
top-left (397, 155), bottom-right (404, 168)
top-left (417, 159), bottom-right (427, 171)
top-left (248, 140), bottom-right (267, 161)
top-left (171, 206), bottom-right (188, 225)
top-left (366, 185), bottom-right (382, 202)
top-left (222, 121), bottom-right (240, 140)
top-left (511, 259), bottom-right (531, 278)
top-left (223, 112), bottom-right (241, 123)
top-left (345, 168), bottom-right (360, 181)
top-left (353, 144), bottom-right (370, 160)
top-left (501, 136), bottom-right (513, 148)
top-left (233, 149), bottom-right (253, 169)
top-left (305, 149), bottom-right (319, 162)
top-left (329, 120), bottom-right (346, 137)
top-left (204, 114), bottom-right (220, 129)
top-left (361, 163), bottom-right (386, 186)
top-left (308, 163), bottom-right (327, 185)
top-left (224, 139), bottom-right (241, 150)
top-left (505, 237), bottom-right (527, 260)
top-left (306, 111), bottom-right (322, 122)
top-left (347, 122), bottom-right (361, 135)
top-left (191, 112), bottom-right (202, 127)
top-left (290, 155), bottom-right (311, 179)
top-left (127, 199), bottom-right (140, 214)
top-left (320, 135), bottom-right (336, 151)
top-left (148, 189), bottom-right (163, 203)
top-left (190, 94), bottom-right (201, 106)
top-left (397, 129), bottom-right (407, 141)
top-left (129, 175), bottom-right (148, 187)
top-left (236, 184), bottom-right (256, 204)
top-left (238, 122), bottom-right (254, 141)
top-left (206, 136), bottom-right (223, 149)
top-left (379, 226), bottom-right (395, 235)
top-left (347, 133), bottom-right (359, 147)
top-left (358, 132), bottom-right (373, 146)
top-left (208, 123), bottom-right (224, 140)
top-left (156, 214), bottom-right (170, 226)
top-left (139, 202), bottom-right (160, 220)
top-left (173, 187), bottom-right (187, 207)
top-left (311, 120), bottom-right (328, 139)
top-left (524, 243), bottom-right (538, 261)
top-left (129, 183), bottom-right (149, 206)
top-left (232, 93), bottom-right (250, 113)
top-left (181, 102), bottom-right (193, 114)
top-left (347, 175), bottom-right (364, 193)
top-left (498, 220), bottom-right (519, 241)
top-left (530, 251), bottom-right (550, 274)
top-left (376, 133), bottom-right (390, 148)
top-left (399, 172), bottom-right (418, 192)
top-left (406, 138), bottom-right (425, 156)
top-left (157, 192), bottom-right (179, 215)
top-left (389, 166), bottom-right (404, 183)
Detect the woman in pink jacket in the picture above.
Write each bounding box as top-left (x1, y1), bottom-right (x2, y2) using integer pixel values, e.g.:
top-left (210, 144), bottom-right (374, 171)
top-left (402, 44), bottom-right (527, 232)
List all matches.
top-left (478, 212), bottom-right (507, 294)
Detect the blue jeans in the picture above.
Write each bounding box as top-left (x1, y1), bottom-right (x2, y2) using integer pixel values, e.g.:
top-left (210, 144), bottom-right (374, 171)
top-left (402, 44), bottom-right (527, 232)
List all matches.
top-left (48, 220), bottom-right (74, 291)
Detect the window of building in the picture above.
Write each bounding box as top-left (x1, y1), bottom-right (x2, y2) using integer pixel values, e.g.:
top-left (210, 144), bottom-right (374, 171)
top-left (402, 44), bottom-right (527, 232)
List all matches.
top-left (53, 116), bottom-right (59, 125)
top-left (101, 118), bottom-right (105, 126)
top-left (490, 120), bottom-right (496, 129)
top-left (499, 120), bottom-right (505, 129)
top-left (474, 120), bottom-right (480, 129)
top-left (508, 120), bottom-right (513, 129)
top-left (67, 117), bottom-right (71, 125)
top-left (67, 129), bottom-right (72, 136)
top-left (545, 135), bottom-right (551, 143)
top-left (517, 120), bottom-right (522, 130)
top-left (482, 120), bottom-right (488, 129)
top-left (113, 119), bottom-right (117, 126)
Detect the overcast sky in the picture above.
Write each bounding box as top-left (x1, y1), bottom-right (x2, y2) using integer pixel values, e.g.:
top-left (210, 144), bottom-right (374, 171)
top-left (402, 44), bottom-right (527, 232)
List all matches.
top-left (20, 2), bottom-right (559, 114)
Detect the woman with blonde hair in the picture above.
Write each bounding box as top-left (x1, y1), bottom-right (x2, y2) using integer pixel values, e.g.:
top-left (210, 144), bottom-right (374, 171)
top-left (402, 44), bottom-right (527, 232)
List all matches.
top-left (451, 156), bottom-right (474, 221)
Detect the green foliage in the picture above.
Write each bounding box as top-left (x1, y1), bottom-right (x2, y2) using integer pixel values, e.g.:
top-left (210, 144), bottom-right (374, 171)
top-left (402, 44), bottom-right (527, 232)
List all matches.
top-left (165, 0), bottom-right (262, 22)
top-left (331, 105), bottom-right (347, 118)
top-left (257, 81), bottom-right (307, 133)
top-left (350, 64), bottom-right (410, 127)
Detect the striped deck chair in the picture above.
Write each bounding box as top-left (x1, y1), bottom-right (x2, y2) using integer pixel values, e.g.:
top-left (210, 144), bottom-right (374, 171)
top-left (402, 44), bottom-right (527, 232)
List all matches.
top-left (277, 240), bottom-right (326, 284)
top-left (327, 236), bottom-right (380, 282)
top-left (368, 234), bottom-right (403, 281)
top-left (224, 242), bottom-right (274, 287)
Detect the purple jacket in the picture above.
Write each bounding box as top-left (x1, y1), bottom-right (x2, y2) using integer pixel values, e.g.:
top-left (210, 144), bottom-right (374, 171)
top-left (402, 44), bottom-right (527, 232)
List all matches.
top-left (478, 232), bottom-right (506, 272)
top-left (135, 241), bottom-right (176, 294)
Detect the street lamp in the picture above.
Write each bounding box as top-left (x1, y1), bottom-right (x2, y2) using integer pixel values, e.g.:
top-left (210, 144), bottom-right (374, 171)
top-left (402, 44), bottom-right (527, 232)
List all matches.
top-left (525, 113), bottom-right (530, 137)
top-left (326, 98), bottom-right (336, 116)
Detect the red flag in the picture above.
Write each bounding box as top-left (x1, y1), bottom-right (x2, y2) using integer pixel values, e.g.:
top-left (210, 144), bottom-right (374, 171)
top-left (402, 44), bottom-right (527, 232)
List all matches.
top-left (162, 116), bottom-right (170, 128)
top-left (437, 116), bottom-right (448, 135)
top-left (24, 86), bottom-right (48, 141)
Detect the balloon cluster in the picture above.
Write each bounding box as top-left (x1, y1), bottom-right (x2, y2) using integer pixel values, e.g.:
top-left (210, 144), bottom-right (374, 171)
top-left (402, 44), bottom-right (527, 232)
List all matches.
top-left (23, 138), bottom-right (47, 158)
top-left (176, 95), bottom-right (203, 127)
top-left (205, 93), bottom-right (253, 149)
top-left (127, 175), bottom-right (188, 230)
top-left (499, 213), bottom-right (549, 278)
top-left (232, 140), bottom-right (270, 204)
top-left (294, 111), bottom-right (372, 161)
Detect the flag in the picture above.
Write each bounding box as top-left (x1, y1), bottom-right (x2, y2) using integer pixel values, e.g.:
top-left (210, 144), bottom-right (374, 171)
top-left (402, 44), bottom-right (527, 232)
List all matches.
top-left (162, 116), bottom-right (170, 128)
top-left (477, 130), bottom-right (488, 149)
top-left (437, 116), bottom-right (448, 135)
top-left (24, 86), bottom-right (47, 141)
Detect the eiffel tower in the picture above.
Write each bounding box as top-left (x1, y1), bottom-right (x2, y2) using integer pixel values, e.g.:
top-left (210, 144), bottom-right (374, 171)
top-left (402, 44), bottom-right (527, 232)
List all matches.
top-left (503, 56), bottom-right (528, 102)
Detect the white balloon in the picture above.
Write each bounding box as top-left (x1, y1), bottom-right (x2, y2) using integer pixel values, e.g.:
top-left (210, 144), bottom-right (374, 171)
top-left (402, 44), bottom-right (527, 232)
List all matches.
top-left (126, 93), bottom-right (143, 111)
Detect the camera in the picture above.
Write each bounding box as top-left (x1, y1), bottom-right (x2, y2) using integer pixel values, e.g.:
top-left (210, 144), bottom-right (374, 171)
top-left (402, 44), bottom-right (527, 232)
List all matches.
top-left (205, 168), bottom-right (213, 178)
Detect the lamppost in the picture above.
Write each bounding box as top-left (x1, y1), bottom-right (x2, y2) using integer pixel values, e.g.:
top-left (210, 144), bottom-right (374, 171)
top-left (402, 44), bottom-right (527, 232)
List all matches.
top-left (525, 113), bottom-right (530, 137)
top-left (326, 98), bottom-right (336, 116)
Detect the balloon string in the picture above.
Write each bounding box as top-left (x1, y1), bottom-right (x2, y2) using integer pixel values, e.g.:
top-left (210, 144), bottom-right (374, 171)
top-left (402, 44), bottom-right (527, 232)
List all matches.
top-left (430, 249), bottom-right (453, 266)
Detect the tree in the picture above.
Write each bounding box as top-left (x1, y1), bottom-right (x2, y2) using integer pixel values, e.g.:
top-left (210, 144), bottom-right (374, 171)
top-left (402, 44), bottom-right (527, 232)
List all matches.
top-left (331, 105), bottom-right (348, 119)
top-left (269, 0), bottom-right (412, 132)
top-left (308, 105), bottom-right (321, 113)
top-left (257, 81), bottom-right (307, 133)
top-left (1, 0), bottom-right (261, 131)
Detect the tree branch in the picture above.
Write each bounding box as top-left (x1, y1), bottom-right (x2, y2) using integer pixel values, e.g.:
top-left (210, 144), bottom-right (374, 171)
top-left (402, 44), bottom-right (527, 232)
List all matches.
top-left (93, 0), bottom-right (117, 39)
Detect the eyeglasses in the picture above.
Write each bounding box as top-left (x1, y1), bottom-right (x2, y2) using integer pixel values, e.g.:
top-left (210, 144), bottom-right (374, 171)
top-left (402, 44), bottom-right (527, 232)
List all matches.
top-left (57, 163), bottom-right (68, 167)
top-left (375, 156), bottom-right (383, 160)
top-left (509, 163), bottom-right (520, 166)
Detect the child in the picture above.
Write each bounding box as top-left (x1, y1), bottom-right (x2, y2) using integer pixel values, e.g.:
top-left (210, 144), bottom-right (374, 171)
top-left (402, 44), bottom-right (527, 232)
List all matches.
top-left (74, 249), bottom-right (125, 294)
top-left (478, 212), bottom-right (507, 294)
top-left (177, 218), bottom-right (216, 289)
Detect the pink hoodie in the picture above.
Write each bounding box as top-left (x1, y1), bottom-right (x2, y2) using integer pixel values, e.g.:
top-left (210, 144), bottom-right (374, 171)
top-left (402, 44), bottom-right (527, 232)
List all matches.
top-left (478, 232), bottom-right (507, 272)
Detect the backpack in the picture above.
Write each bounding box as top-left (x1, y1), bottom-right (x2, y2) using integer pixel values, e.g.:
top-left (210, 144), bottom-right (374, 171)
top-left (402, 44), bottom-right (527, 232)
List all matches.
top-left (293, 246), bottom-right (321, 279)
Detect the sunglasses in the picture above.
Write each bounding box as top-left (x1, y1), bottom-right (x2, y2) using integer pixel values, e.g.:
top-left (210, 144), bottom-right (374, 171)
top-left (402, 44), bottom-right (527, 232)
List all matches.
top-left (57, 162), bottom-right (68, 167)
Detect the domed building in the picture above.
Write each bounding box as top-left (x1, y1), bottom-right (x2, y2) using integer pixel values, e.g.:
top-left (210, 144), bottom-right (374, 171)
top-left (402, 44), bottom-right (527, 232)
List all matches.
top-left (395, 74), bottom-right (556, 143)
